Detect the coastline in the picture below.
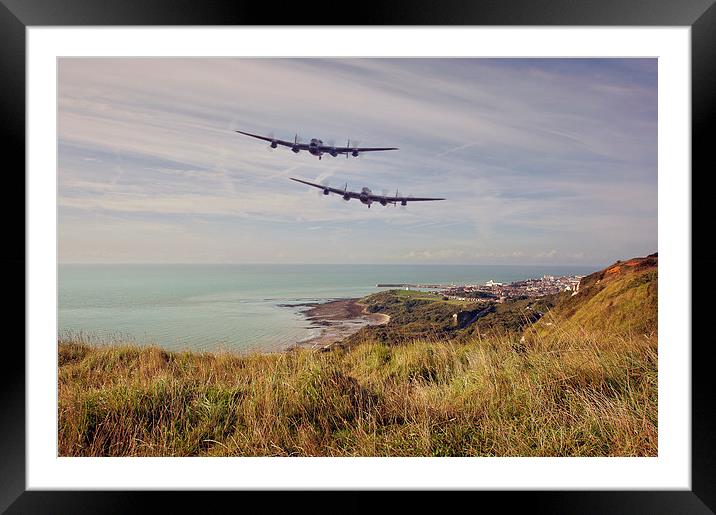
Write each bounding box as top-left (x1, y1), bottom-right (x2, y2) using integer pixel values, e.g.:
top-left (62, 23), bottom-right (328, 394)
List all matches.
top-left (287, 298), bottom-right (390, 351)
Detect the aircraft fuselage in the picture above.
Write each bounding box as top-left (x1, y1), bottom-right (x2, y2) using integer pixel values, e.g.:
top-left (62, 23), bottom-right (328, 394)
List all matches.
top-left (289, 177), bottom-right (444, 208)
top-left (308, 139), bottom-right (326, 159)
top-left (307, 138), bottom-right (355, 160)
top-left (235, 130), bottom-right (398, 160)
top-left (359, 187), bottom-right (373, 207)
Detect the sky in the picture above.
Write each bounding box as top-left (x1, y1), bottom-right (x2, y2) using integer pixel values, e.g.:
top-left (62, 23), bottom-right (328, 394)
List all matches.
top-left (58, 58), bottom-right (657, 266)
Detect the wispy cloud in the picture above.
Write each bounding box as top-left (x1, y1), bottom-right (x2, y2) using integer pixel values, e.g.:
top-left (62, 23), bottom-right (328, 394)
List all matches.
top-left (58, 58), bottom-right (657, 265)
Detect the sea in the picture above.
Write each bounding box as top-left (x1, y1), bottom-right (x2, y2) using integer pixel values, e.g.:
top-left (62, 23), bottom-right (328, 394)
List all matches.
top-left (58, 264), bottom-right (596, 353)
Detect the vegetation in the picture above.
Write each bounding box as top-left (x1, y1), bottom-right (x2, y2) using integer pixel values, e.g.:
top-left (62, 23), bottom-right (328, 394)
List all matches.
top-left (58, 255), bottom-right (658, 457)
top-left (348, 290), bottom-right (478, 345)
top-left (350, 289), bottom-right (557, 345)
top-left (453, 295), bottom-right (559, 340)
top-left (529, 253), bottom-right (658, 340)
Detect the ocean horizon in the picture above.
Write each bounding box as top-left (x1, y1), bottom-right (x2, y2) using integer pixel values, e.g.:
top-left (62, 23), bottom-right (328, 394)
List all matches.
top-left (59, 263), bottom-right (597, 353)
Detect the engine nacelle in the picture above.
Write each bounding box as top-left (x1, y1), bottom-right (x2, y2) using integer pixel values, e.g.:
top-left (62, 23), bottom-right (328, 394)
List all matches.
top-left (270, 140), bottom-right (278, 149)
top-left (291, 146), bottom-right (300, 153)
top-left (401, 200), bottom-right (407, 206)
top-left (323, 189), bottom-right (330, 195)
top-left (329, 148), bottom-right (338, 157)
top-left (380, 199), bottom-right (388, 206)
top-left (343, 194), bottom-right (350, 201)
top-left (352, 150), bottom-right (359, 157)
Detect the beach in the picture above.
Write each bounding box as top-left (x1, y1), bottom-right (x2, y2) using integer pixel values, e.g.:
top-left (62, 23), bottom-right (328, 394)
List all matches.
top-left (289, 298), bottom-right (390, 350)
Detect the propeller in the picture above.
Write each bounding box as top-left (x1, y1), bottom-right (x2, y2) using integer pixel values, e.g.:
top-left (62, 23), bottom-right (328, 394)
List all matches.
top-left (350, 139), bottom-right (361, 158)
top-left (326, 139), bottom-right (338, 157)
top-left (291, 133), bottom-right (301, 154)
top-left (399, 193), bottom-right (412, 210)
top-left (379, 189), bottom-right (390, 206)
top-left (318, 179), bottom-right (331, 197)
top-left (345, 138), bottom-right (362, 158)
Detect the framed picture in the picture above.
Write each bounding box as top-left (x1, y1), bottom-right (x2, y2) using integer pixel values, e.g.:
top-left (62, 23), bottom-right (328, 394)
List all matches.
top-left (6, 0), bottom-right (713, 512)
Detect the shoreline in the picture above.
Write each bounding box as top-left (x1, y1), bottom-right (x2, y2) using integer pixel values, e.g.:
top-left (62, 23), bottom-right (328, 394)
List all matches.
top-left (287, 298), bottom-right (390, 351)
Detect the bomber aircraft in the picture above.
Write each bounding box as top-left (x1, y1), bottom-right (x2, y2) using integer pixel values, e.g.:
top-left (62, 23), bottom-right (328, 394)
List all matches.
top-left (290, 177), bottom-right (445, 208)
top-left (235, 130), bottom-right (398, 160)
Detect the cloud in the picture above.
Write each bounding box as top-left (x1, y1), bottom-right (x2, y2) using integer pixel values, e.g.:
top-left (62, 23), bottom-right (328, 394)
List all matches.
top-left (406, 249), bottom-right (468, 260)
top-left (58, 58), bottom-right (657, 265)
top-left (536, 250), bottom-right (558, 258)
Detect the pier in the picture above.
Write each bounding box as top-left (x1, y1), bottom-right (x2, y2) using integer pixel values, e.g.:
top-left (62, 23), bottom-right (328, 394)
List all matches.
top-left (376, 283), bottom-right (450, 289)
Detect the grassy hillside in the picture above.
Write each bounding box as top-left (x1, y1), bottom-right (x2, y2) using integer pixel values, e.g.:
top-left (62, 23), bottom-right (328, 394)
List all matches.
top-left (346, 290), bottom-right (480, 345)
top-left (350, 289), bottom-right (558, 346)
top-left (58, 328), bottom-right (656, 457)
top-left (453, 295), bottom-right (559, 341)
top-left (58, 255), bottom-right (658, 457)
top-left (530, 253), bottom-right (657, 339)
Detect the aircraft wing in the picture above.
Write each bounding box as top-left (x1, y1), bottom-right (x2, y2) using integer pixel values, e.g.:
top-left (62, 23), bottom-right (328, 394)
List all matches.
top-left (319, 145), bottom-right (399, 154)
top-left (235, 130), bottom-right (306, 149)
top-left (370, 194), bottom-right (446, 203)
top-left (289, 177), bottom-right (358, 197)
top-left (351, 147), bottom-right (399, 152)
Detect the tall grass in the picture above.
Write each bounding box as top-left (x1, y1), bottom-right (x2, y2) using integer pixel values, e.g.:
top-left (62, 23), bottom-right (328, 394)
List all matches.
top-left (58, 325), bottom-right (657, 457)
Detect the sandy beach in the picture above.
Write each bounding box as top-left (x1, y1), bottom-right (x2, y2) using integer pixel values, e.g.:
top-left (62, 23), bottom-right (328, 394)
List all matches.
top-left (288, 298), bottom-right (389, 351)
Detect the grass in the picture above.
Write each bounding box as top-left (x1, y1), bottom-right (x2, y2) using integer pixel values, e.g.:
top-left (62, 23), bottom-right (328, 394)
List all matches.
top-left (532, 262), bottom-right (657, 339)
top-left (58, 325), bottom-right (657, 457)
top-left (390, 289), bottom-right (477, 306)
top-left (58, 255), bottom-right (658, 457)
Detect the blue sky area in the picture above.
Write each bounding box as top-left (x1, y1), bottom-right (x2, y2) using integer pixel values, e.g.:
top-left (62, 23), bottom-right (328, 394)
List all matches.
top-left (58, 58), bottom-right (657, 266)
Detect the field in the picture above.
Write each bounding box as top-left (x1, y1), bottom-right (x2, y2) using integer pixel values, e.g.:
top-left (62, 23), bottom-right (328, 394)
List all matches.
top-left (389, 288), bottom-right (476, 305)
top-left (58, 329), bottom-right (657, 457)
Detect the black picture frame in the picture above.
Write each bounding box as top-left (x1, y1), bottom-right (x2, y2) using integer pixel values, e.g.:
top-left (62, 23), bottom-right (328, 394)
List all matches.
top-left (4, 0), bottom-right (713, 512)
